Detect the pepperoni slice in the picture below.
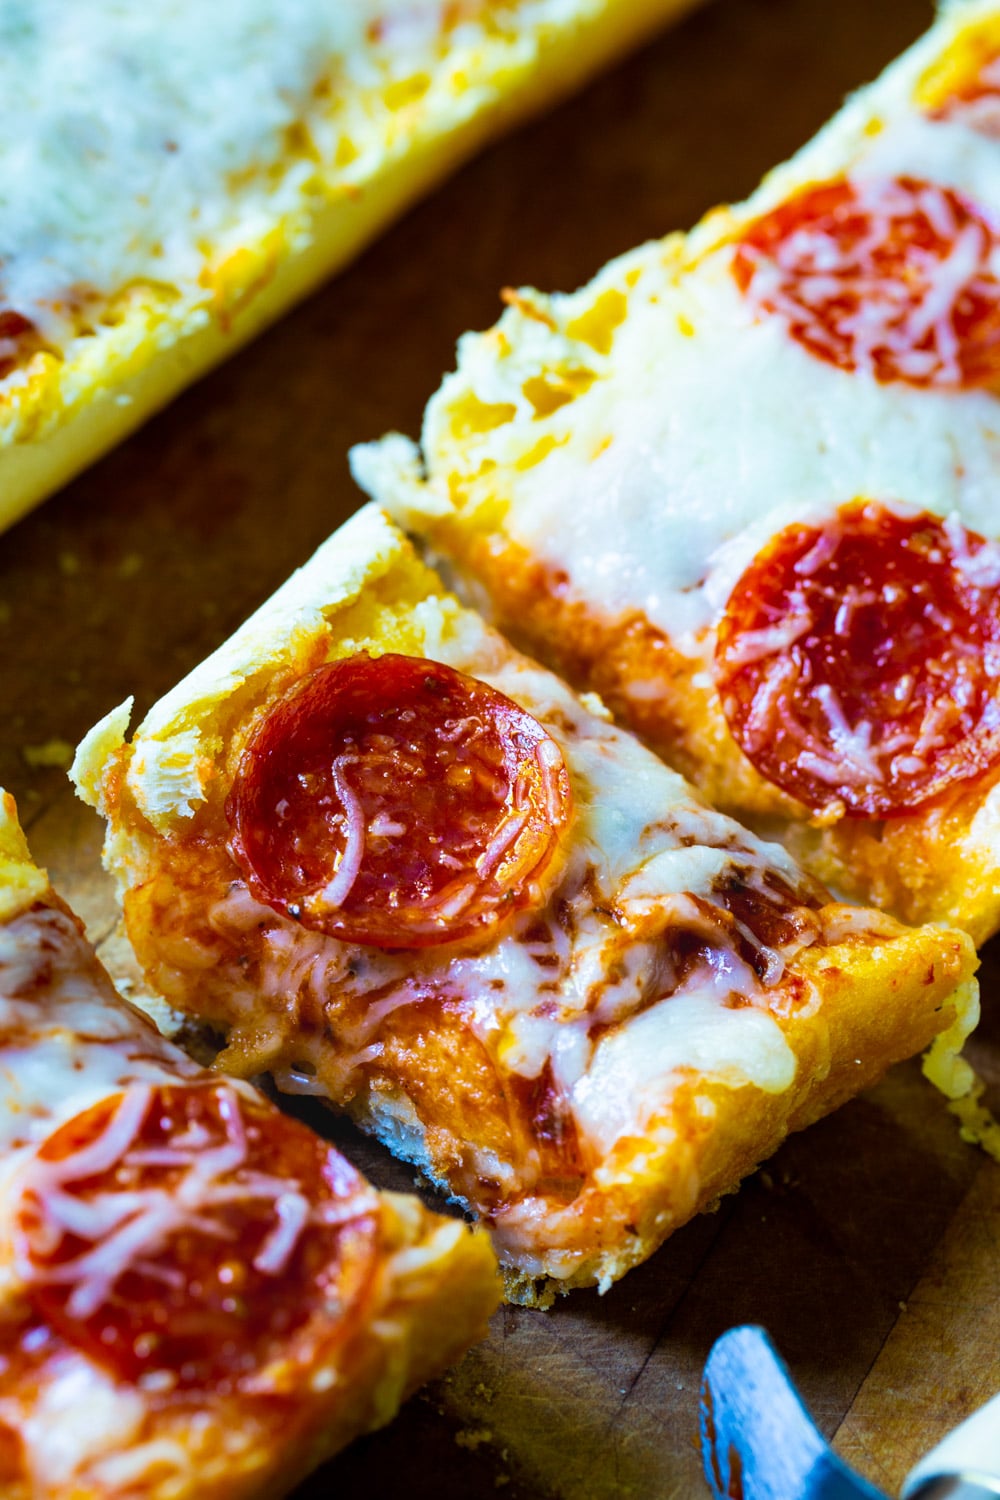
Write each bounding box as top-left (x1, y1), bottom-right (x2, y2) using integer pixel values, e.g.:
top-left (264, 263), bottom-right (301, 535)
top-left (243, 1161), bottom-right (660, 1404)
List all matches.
top-left (15, 1082), bottom-right (378, 1390)
top-left (732, 176), bottom-right (1000, 388)
top-left (226, 653), bottom-right (572, 949)
top-left (714, 501), bottom-right (1000, 818)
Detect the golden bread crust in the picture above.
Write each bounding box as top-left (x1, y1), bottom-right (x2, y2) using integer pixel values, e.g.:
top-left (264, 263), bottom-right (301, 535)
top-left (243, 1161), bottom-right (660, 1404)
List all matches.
top-left (0, 792), bottom-right (48, 923)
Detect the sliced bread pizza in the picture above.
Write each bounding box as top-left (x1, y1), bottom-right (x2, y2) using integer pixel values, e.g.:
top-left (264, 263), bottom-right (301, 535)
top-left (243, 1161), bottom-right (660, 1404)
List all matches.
top-left (0, 790), bottom-right (499, 1500)
top-left (73, 505), bottom-right (979, 1303)
top-left (0, 0), bottom-right (700, 534)
top-left (351, 0), bottom-right (1000, 942)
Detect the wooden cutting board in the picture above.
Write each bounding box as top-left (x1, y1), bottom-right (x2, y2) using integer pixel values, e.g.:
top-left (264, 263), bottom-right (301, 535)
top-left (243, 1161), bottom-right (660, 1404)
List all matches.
top-left (3, 0), bottom-right (998, 1494)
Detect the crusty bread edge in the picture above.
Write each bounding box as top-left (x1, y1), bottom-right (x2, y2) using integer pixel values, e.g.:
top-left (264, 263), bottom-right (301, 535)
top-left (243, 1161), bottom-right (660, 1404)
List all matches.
top-left (348, 932), bottom-right (978, 1307)
top-left (258, 1197), bottom-right (500, 1500)
top-left (0, 792), bottom-right (48, 922)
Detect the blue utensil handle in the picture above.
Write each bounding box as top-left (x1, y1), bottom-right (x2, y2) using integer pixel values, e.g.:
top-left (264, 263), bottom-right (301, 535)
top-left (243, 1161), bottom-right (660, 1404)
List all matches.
top-left (700, 1326), bottom-right (886, 1500)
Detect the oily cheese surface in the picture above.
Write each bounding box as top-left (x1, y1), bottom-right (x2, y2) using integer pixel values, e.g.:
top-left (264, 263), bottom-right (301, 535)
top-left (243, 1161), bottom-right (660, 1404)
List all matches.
top-left (4, 0), bottom-right (998, 1497)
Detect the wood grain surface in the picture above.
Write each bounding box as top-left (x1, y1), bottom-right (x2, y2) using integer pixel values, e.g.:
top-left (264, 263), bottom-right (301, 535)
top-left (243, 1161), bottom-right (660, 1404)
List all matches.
top-left (3, 0), bottom-right (998, 1495)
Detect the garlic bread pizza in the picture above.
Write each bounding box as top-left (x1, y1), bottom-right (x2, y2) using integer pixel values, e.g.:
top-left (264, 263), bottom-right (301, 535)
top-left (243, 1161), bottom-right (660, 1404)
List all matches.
top-left (73, 506), bottom-right (979, 1303)
top-left (352, 0), bottom-right (1000, 943)
top-left (0, 0), bottom-right (701, 534)
top-left (0, 790), bottom-right (499, 1500)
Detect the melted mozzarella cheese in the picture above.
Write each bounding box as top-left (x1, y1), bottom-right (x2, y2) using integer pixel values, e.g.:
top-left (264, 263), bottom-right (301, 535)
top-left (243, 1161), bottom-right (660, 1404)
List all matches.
top-left (0, 1034), bottom-right (178, 1156)
top-left (0, 903), bottom-right (205, 1492)
top-left (14, 1355), bottom-right (148, 1493)
top-left (0, 896), bottom-right (383, 1492)
top-left (354, 0), bottom-right (1000, 656)
top-left (0, 2), bottom-right (378, 337)
top-left (0, 0), bottom-right (575, 348)
top-left (0, 908), bottom-right (343, 1335)
top-left (466, 264), bottom-right (1000, 654)
top-left (572, 995), bottom-right (796, 1153)
top-left (0, 907), bottom-right (191, 1157)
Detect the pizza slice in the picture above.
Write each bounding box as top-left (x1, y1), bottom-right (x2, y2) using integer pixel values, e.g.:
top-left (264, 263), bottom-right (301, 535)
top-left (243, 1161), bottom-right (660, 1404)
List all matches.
top-left (351, 0), bottom-right (1000, 943)
top-left (0, 0), bottom-right (700, 535)
top-left (72, 505), bottom-right (979, 1304)
top-left (0, 790), bottom-right (499, 1500)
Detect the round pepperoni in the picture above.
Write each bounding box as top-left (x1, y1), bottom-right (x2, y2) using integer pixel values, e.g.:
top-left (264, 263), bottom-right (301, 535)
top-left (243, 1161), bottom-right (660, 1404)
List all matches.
top-left (15, 1082), bottom-right (378, 1391)
top-left (732, 176), bottom-right (1000, 388)
top-left (714, 501), bottom-right (1000, 818)
top-left (226, 653), bottom-right (572, 949)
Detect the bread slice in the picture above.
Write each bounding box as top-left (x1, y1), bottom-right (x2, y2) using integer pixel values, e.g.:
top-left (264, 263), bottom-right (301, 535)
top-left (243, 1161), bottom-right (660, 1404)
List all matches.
top-left (351, 0), bottom-right (1000, 943)
top-left (0, 0), bottom-right (700, 534)
top-left (72, 505), bottom-right (979, 1303)
top-left (0, 789), bottom-right (499, 1499)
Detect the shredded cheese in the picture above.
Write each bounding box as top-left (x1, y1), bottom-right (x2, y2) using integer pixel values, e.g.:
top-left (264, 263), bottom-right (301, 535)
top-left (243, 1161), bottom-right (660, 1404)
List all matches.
top-left (13, 1082), bottom-right (318, 1323)
top-left (309, 756), bottom-right (368, 914)
top-left (740, 176), bottom-right (1000, 387)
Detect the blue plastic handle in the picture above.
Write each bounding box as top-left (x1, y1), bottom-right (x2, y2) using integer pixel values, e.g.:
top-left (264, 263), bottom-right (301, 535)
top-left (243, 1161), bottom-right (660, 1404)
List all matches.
top-left (700, 1326), bottom-right (888, 1500)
